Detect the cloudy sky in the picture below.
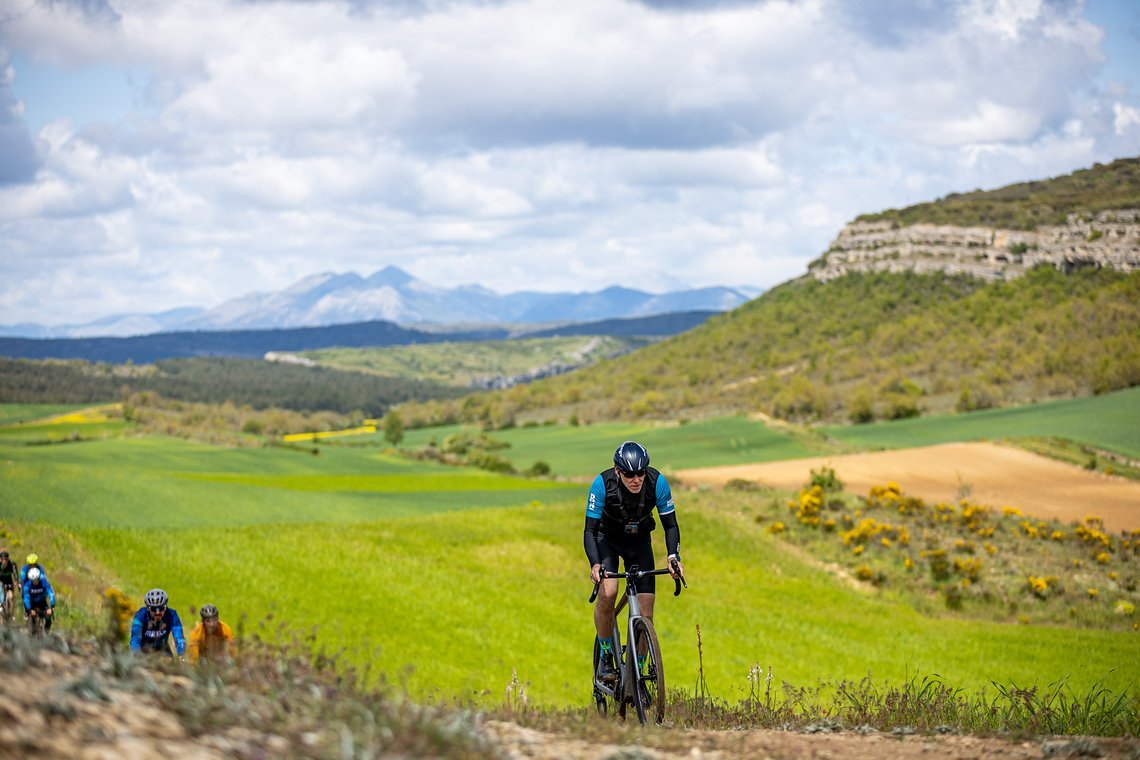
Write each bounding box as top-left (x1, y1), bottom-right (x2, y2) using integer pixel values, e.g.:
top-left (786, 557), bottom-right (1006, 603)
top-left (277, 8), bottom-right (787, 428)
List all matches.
top-left (1, 0), bottom-right (1138, 327)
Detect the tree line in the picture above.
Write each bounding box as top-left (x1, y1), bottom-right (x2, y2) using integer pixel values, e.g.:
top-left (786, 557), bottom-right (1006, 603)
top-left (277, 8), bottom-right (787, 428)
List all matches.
top-left (0, 356), bottom-right (465, 416)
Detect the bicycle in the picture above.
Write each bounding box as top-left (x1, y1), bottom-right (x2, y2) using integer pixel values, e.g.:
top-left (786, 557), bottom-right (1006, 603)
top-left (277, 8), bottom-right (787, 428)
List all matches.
top-left (0, 587), bottom-right (12, 625)
top-left (589, 563), bottom-right (686, 725)
top-left (27, 608), bottom-right (49, 637)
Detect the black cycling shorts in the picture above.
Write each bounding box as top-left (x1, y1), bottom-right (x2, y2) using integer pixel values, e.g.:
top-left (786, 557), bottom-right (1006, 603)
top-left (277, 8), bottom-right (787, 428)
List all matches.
top-left (597, 533), bottom-right (657, 594)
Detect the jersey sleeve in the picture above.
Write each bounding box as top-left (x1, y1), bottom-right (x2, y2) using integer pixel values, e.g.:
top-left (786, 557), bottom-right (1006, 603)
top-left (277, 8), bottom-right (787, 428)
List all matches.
top-left (129, 609), bottom-right (145, 651)
top-left (586, 474), bottom-right (606, 519)
top-left (655, 474), bottom-right (676, 516)
top-left (187, 623), bottom-right (201, 662)
top-left (171, 610), bottom-right (187, 655)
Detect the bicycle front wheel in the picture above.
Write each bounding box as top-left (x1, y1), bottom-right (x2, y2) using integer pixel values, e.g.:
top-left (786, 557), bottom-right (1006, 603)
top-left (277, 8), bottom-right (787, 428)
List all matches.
top-left (630, 617), bottom-right (665, 724)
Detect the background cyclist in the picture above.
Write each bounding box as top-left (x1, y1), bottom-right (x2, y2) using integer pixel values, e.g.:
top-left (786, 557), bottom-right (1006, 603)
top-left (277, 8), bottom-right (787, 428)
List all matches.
top-left (0, 551), bottom-right (17, 618)
top-left (130, 588), bottom-right (187, 659)
top-left (22, 567), bottom-right (55, 632)
top-left (19, 553), bottom-right (43, 585)
top-left (584, 441), bottom-right (684, 681)
top-left (188, 603), bottom-right (235, 664)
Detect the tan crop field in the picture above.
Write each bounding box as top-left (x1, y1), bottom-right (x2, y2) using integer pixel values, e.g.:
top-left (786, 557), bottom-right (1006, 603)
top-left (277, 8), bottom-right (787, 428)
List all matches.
top-left (676, 442), bottom-right (1140, 533)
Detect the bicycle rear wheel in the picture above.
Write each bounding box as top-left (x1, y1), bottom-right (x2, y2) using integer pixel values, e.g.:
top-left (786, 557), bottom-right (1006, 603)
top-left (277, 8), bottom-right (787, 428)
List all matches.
top-left (630, 617), bottom-right (666, 724)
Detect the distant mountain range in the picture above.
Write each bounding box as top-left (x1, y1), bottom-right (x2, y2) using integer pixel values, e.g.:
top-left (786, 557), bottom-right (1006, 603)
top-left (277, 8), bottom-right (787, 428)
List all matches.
top-left (0, 311), bottom-right (722, 364)
top-left (1, 266), bottom-right (757, 339)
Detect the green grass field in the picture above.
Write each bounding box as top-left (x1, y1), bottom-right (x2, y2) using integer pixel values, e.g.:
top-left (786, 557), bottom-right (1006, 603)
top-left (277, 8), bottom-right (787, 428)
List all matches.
top-left (1, 399), bottom-right (1138, 708)
top-left (54, 495), bottom-right (1140, 706)
top-left (395, 386), bottom-right (1140, 478)
top-left (399, 415), bottom-right (817, 478)
top-left (822, 386), bottom-right (1140, 459)
top-left (0, 403), bottom-right (96, 424)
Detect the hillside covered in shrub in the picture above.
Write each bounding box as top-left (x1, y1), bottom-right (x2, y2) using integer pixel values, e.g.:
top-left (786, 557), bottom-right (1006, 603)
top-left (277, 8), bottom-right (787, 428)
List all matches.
top-left (857, 156), bottom-right (1140, 230)
top-left (395, 266), bottom-right (1140, 428)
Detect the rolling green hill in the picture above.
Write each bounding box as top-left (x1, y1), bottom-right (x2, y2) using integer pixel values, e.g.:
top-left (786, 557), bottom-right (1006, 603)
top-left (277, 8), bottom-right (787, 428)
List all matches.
top-left (1, 426), bottom-right (1134, 707)
top-left (300, 335), bottom-right (649, 388)
top-left (395, 267), bottom-right (1140, 429)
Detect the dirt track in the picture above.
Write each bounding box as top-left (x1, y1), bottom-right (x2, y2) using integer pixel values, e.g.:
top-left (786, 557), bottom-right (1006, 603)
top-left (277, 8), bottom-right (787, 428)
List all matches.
top-left (676, 442), bottom-right (1140, 533)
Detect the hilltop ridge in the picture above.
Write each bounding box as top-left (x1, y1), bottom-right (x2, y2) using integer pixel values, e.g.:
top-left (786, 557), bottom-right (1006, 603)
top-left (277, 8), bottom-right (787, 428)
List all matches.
top-left (810, 208), bottom-right (1140, 282)
top-left (810, 158), bottom-right (1140, 282)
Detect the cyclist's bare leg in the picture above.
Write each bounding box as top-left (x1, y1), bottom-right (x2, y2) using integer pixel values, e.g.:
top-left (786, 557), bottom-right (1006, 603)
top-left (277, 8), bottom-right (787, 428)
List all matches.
top-left (593, 578), bottom-right (619, 638)
top-left (638, 593), bottom-right (656, 623)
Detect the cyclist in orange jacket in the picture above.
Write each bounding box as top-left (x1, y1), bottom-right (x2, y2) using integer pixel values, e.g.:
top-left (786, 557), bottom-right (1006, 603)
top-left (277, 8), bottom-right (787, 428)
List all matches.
top-left (188, 604), bottom-right (235, 664)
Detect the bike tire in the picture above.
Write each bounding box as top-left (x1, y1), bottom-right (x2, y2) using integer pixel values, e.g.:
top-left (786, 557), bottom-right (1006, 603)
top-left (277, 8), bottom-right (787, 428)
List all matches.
top-left (630, 617), bottom-right (666, 725)
top-left (612, 623), bottom-right (627, 721)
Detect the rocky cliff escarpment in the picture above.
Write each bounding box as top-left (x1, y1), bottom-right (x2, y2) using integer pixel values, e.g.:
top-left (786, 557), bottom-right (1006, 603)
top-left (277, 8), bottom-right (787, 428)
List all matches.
top-left (809, 209), bottom-right (1140, 281)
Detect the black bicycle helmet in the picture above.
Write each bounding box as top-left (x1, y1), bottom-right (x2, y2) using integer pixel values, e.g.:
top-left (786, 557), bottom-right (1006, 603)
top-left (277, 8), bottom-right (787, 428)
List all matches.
top-left (200, 604), bottom-right (219, 620)
top-left (613, 441), bottom-right (650, 474)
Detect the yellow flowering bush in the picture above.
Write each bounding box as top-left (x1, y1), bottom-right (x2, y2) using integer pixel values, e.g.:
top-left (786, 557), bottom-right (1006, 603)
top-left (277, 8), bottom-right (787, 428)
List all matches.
top-left (1026, 575), bottom-right (1059, 600)
top-left (764, 479), bottom-right (1138, 628)
top-left (788, 485), bottom-right (824, 527)
top-left (954, 557), bottom-right (984, 582)
top-left (103, 587), bottom-right (135, 641)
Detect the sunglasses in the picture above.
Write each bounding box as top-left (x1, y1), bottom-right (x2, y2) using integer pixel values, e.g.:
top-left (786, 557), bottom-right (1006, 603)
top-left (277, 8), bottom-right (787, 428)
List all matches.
top-left (621, 469), bottom-right (647, 478)
top-left (148, 605), bottom-right (166, 614)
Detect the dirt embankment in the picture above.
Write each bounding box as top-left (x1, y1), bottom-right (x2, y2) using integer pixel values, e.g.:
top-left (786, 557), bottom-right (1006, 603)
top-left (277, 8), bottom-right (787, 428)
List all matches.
top-left (676, 442), bottom-right (1140, 533)
top-left (3, 642), bottom-right (1137, 760)
top-left (486, 721), bottom-right (1140, 759)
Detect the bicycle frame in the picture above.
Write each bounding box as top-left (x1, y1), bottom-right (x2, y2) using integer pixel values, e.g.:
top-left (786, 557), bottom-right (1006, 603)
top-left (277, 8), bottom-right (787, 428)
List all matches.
top-left (589, 564), bottom-right (685, 723)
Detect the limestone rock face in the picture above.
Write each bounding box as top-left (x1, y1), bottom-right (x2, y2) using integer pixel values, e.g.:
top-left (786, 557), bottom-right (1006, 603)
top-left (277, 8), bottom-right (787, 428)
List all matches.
top-left (809, 209), bottom-right (1140, 282)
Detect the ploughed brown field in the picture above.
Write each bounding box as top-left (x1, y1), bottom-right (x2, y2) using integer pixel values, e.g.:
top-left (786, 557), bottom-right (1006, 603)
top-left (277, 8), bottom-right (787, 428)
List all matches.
top-left (675, 442), bottom-right (1140, 533)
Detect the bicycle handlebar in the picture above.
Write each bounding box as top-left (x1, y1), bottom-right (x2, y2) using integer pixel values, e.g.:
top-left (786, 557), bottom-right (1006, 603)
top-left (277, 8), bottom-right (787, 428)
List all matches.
top-left (588, 565), bottom-right (687, 603)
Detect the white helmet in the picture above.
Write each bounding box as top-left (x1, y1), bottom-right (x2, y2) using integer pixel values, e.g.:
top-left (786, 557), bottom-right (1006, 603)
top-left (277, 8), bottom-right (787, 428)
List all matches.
top-left (144, 588), bottom-right (169, 608)
top-left (27, 567), bottom-right (42, 582)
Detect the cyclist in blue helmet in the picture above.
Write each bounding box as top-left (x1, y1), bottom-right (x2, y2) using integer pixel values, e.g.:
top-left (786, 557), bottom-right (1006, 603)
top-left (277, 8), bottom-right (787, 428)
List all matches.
top-left (584, 441), bottom-right (684, 681)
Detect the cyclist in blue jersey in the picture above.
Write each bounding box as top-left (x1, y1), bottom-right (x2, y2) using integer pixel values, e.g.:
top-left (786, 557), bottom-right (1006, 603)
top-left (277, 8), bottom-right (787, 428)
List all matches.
top-left (22, 566), bottom-right (55, 632)
top-left (130, 588), bottom-right (187, 659)
top-left (584, 441), bottom-right (684, 681)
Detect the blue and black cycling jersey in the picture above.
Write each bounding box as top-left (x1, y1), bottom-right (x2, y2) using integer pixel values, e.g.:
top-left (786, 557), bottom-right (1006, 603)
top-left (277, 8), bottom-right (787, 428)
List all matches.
top-left (130, 607), bottom-right (187, 656)
top-left (22, 576), bottom-right (55, 610)
top-left (584, 467), bottom-right (680, 568)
